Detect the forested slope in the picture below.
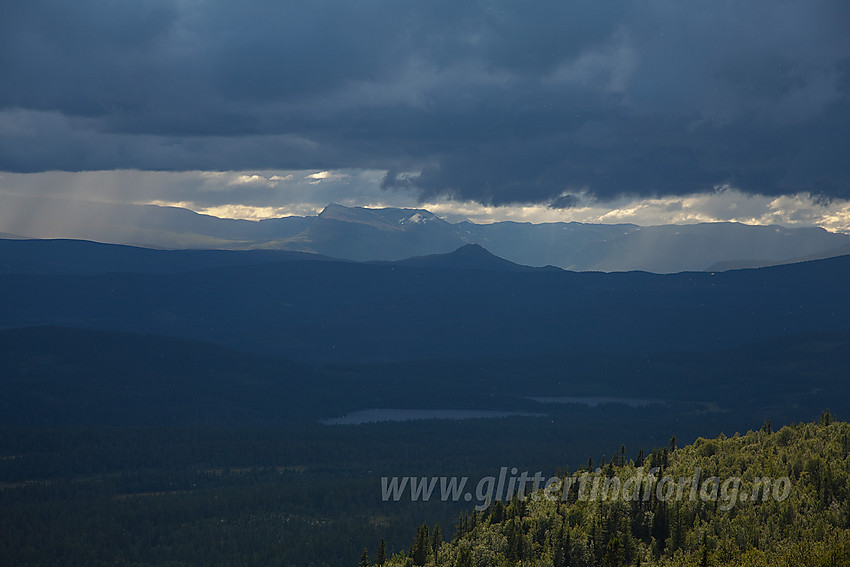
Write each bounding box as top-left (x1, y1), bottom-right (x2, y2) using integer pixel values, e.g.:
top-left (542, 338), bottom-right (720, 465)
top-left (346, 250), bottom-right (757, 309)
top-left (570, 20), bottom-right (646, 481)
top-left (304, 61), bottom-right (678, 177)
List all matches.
top-left (383, 414), bottom-right (850, 567)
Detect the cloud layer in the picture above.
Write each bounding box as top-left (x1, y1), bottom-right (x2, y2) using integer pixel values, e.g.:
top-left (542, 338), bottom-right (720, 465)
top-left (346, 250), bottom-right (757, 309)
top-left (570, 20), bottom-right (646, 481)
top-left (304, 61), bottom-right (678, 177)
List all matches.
top-left (1, 0), bottom-right (849, 205)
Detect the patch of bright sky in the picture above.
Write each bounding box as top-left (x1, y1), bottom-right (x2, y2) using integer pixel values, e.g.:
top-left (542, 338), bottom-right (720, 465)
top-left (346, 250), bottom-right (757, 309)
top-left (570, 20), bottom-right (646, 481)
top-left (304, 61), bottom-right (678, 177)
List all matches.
top-left (1, 169), bottom-right (848, 233)
top-left (183, 172), bottom-right (850, 233)
top-left (419, 192), bottom-right (850, 234)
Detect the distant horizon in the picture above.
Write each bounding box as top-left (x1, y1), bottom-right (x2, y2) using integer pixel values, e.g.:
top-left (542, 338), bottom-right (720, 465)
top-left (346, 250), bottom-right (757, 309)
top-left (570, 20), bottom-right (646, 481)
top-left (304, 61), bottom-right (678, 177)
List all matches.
top-left (2, 170), bottom-right (850, 234)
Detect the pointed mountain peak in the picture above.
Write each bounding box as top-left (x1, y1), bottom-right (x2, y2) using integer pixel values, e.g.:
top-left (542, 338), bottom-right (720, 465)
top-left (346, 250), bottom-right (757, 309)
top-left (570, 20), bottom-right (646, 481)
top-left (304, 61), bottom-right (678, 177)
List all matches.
top-left (393, 244), bottom-right (547, 272)
top-left (449, 243), bottom-right (497, 258)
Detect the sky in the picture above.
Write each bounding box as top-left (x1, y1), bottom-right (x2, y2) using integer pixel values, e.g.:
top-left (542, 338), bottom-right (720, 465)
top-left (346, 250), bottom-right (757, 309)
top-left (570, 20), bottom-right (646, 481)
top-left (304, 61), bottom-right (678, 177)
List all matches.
top-left (1, 0), bottom-right (849, 230)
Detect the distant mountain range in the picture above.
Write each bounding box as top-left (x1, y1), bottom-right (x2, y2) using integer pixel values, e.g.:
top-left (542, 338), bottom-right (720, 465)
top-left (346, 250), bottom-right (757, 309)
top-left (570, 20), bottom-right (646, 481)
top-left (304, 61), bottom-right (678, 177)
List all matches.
top-left (1, 235), bottom-right (850, 428)
top-left (3, 193), bottom-right (849, 272)
top-left (1, 237), bottom-right (849, 363)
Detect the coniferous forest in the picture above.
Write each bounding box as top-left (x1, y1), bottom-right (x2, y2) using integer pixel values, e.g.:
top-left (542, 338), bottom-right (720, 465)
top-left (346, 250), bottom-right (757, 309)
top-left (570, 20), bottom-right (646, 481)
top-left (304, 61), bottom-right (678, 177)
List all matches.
top-left (2, 325), bottom-right (850, 565)
top-left (383, 414), bottom-right (850, 567)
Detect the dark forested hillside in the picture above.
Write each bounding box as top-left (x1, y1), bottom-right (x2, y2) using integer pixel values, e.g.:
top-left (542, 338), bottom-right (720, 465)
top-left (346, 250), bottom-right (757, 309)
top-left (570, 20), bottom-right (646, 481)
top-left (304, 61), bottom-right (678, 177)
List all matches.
top-left (385, 415), bottom-right (850, 567)
top-left (2, 249), bottom-right (850, 363)
top-left (3, 326), bottom-right (850, 427)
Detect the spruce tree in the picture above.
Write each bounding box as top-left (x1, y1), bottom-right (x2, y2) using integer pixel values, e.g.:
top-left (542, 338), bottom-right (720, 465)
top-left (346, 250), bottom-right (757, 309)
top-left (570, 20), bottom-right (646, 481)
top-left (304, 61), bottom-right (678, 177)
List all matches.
top-left (431, 524), bottom-right (442, 564)
top-left (411, 524), bottom-right (429, 566)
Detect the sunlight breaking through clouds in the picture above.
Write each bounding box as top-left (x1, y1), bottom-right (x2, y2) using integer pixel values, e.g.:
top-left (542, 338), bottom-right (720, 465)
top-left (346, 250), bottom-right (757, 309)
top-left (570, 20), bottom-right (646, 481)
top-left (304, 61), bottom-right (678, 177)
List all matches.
top-left (155, 174), bottom-right (850, 234)
top-left (307, 171), bottom-right (349, 184)
top-left (419, 188), bottom-right (850, 233)
top-left (1, 169), bottom-right (849, 233)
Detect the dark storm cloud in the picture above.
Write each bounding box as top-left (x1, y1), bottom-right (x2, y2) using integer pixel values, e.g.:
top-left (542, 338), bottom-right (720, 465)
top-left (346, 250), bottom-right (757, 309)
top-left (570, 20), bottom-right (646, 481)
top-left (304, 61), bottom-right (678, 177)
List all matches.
top-left (548, 193), bottom-right (581, 210)
top-left (1, 0), bottom-right (849, 204)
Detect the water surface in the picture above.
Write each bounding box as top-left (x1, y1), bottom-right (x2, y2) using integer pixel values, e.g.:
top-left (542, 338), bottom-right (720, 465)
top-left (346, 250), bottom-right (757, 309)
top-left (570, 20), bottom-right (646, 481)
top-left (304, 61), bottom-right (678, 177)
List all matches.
top-left (527, 396), bottom-right (664, 408)
top-left (321, 408), bottom-right (545, 425)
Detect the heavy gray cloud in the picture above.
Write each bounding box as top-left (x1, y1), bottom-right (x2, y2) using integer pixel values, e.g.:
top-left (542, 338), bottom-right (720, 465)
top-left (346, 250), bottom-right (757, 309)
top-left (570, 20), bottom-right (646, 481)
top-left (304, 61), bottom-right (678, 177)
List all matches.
top-left (1, 0), bottom-right (848, 204)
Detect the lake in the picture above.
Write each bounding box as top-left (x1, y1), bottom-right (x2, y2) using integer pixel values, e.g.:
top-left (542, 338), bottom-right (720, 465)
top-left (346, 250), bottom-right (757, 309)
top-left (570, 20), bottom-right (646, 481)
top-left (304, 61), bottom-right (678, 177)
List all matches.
top-left (527, 396), bottom-right (665, 408)
top-left (321, 408), bottom-right (545, 425)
